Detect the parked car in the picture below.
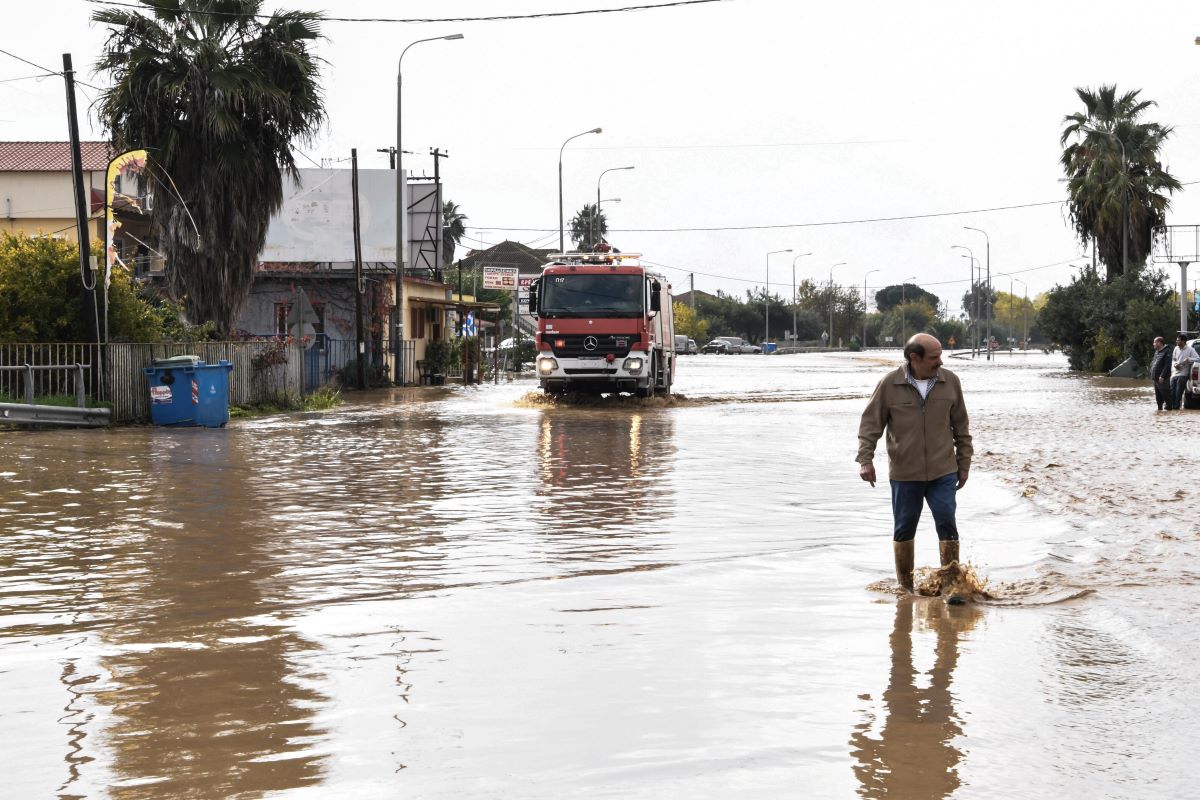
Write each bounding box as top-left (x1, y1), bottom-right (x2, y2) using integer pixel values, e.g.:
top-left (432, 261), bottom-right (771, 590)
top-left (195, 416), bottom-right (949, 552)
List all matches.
top-left (674, 335), bottom-right (699, 354)
top-left (703, 336), bottom-right (761, 354)
top-left (1185, 338), bottom-right (1200, 409)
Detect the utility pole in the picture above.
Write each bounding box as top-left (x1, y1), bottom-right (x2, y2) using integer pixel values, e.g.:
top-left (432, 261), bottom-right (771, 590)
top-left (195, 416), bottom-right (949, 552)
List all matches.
top-left (690, 273), bottom-right (695, 309)
top-left (377, 147), bottom-right (396, 169)
top-left (351, 148), bottom-right (366, 390)
top-left (62, 53), bottom-right (100, 396)
top-left (431, 148), bottom-right (448, 276)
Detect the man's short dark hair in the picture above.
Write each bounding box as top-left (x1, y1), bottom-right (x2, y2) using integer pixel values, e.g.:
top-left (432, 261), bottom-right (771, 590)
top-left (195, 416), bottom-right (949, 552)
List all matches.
top-left (903, 339), bottom-right (925, 364)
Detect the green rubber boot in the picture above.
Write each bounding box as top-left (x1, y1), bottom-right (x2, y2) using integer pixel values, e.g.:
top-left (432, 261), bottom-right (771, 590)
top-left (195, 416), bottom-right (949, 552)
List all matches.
top-left (939, 540), bottom-right (966, 605)
top-left (893, 540), bottom-right (915, 593)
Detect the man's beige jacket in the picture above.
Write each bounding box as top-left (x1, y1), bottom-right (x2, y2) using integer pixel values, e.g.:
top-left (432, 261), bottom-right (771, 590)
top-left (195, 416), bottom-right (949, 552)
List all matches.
top-left (856, 365), bottom-right (973, 482)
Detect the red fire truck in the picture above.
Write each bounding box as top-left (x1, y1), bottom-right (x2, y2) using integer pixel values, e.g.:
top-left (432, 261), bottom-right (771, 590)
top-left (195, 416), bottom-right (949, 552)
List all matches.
top-left (528, 251), bottom-right (675, 396)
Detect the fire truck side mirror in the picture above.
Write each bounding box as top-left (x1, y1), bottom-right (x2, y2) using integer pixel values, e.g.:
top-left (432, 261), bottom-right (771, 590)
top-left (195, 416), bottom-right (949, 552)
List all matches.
top-left (650, 281), bottom-right (662, 313)
top-left (527, 281), bottom-right (539, 315)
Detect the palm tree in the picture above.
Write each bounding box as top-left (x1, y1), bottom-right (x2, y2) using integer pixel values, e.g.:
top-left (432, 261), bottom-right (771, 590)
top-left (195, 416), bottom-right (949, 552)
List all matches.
top-left (1060, 85), bottom-right (1181, 282)
top-left (93, 0), bottom-right (325, 335)
top-left (442, 201), bottom-right (467, 266)
top-left (569, 204), bottom-right (607, 251)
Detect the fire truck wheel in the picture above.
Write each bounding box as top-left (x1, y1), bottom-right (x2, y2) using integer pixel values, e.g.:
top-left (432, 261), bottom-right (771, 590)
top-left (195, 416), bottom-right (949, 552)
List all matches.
top-left (635, 356), bottom-right (658, 398)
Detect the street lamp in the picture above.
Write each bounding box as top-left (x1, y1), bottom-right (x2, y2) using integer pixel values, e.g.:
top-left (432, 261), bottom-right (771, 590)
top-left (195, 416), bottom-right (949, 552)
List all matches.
top-left (791, 251), bottom-right (812, 345)
top-left (900, 274), bottom-right (917, 347)
top-left (951, 244), bottom-right (978, 357)
top-left (963, 226), bottom-right (992, 360)
top-left (595, 165), bottom-right (633, 248)
top-left (995, 272), bottom-right (1028, 354)
top-left (828, 261), bottom-right (846, 347)
top-left (395, 32), bottom-right (464, 383)
top-left (862, 268), bottom-right (879, 348)
top-left (765, 249), bottom-right (793, 344)
top-left (559, 127), bottom-right (602, 253)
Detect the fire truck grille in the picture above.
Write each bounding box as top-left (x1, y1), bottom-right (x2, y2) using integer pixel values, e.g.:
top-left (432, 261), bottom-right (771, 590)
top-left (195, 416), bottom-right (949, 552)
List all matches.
top-left (549, 334), bottom-right (634, 358)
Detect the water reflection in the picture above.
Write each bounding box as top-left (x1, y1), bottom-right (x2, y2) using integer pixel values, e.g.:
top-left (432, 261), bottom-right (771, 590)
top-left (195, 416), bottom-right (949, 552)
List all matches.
top-left (90, 431), bottom-right (328, 798)
top-left (850, 598), bottom-right (982, 799)
top-left (534, 409), bottom-right (675, 568)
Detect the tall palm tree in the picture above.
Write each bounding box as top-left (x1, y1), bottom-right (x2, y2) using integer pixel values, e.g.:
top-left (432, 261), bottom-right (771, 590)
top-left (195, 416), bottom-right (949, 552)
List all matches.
top-left (442, 201), bottom-right (467, 266)
top-left (1060, 85), bottom-right (1180, 282)
top-left (93, 0), bottom-right (325, 335)
top-left (569, 204), bottom-right (607, 251)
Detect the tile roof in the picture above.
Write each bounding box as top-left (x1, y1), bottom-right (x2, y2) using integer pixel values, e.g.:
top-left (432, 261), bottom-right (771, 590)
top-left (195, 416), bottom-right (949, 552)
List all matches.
top-left (0, 141), bottom-right (114, 172)
top-left (459, 240), bottom-right (552, 273)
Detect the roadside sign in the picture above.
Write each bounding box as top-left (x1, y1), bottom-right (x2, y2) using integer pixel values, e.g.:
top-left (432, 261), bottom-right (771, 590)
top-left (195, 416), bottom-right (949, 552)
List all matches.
top-left (948, 335), bottom-right (957, 348)
top-left (483, 266), bottom-right (519, 290)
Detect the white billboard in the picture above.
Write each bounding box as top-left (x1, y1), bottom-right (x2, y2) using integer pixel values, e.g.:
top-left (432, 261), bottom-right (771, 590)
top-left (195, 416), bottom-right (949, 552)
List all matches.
top-left (260, 168), bottom-right (441, 267)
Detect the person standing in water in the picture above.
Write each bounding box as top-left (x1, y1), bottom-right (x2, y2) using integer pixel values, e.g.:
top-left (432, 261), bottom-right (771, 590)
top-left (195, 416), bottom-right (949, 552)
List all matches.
top-left (856, 333), bottom-right (973, 595)
top-left (1150, 336), bottom-right (1171, 410)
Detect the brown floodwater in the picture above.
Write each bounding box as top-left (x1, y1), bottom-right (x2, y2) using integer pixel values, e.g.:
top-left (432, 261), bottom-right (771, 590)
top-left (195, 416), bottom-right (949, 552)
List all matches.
top-left (2, 352), bottom-right (1196, 798)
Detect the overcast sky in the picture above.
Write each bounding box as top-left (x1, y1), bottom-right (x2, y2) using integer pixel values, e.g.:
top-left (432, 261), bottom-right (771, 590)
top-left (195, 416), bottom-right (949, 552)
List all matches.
top-left (5, 0), bottom-right (1200, 311)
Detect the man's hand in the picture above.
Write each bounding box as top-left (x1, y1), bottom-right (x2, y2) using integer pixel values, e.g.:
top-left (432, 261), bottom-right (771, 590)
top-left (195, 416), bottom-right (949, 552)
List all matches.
top-left (859, 462), bottom-right (876, 487)
top-left (1158, 376), bottom-right (1165, 384)
top-left (956, 467), bottom-right (969, 490)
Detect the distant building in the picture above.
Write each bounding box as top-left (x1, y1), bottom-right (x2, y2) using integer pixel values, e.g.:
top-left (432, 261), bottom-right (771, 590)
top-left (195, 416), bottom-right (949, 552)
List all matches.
top-left (672, 289), bottom-right (717, 308)
top-left (0, 140), bottom-right (111, 242)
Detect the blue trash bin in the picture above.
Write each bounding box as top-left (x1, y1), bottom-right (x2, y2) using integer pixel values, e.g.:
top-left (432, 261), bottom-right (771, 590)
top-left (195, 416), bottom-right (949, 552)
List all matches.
top-left (762, 342), bottom-right (778, 354)
top-left (144, 357), bottom-right (233, 427)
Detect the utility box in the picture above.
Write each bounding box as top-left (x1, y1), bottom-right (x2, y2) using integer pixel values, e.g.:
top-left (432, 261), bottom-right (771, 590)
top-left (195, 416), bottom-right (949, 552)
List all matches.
top-left (144, 357), bottom-right (233, 427)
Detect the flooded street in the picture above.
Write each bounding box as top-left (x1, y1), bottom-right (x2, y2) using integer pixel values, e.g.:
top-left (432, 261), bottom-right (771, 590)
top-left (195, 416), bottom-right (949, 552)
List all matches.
top-left (3, 352), bottom-right (1198, 798)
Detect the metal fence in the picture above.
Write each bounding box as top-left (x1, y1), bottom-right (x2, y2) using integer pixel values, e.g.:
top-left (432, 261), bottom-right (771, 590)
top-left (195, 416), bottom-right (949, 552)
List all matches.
top-left (0, 342), bottom-right (99, 400)
top-left (2, 336), bottom-right (429, 423)
top-left (0, 340), bottom-right (306, 423)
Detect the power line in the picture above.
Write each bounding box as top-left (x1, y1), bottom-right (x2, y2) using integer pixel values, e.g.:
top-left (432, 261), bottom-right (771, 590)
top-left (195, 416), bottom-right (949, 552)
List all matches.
top-left (641, 256), bottom-right (1083, 289)
top-left (84, 0), bottom-right (725, 24)
top-left (0, 47), bottom-right (106, 92)
top-left (467, 198), bottom-right (1067, 234)
top-left (468, 181), bottom-right (1200, 235)
top-left (0, 73), bottom-right (55, 83)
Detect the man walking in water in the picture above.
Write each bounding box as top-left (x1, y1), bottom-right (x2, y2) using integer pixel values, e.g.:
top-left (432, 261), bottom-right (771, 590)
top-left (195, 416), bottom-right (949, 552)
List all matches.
top-left (857, 333), bottom-right (973, 596)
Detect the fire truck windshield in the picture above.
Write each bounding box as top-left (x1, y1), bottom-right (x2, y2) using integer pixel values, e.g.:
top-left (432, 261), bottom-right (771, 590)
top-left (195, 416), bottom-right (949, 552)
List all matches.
top-left (539, 273), bottom-right (643, 317)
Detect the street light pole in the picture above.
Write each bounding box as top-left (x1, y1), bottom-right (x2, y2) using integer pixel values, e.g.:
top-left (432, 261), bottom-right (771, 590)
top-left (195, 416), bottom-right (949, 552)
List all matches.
top-left (829, 261), bottom-right (846, 347)
top-left (559, 127), bottom-right (602, 253)
top-left (395, 33), bottom-right (464, 384)
top-left (995, 272), bottom-right (1016, 354)
top-left (791, 252), bottom-right (812, 345)
top-left (963, 226), bottom-right (991, 360)
top-left (1012, 275), bottom-right (1027, 352)
top-left (765, 249), bottom-right (793, 344)
top-left (595, 165), bottom-right (634, 249)
top-left (951, 244), bottom-right (976, 357)
top-left (863, 269), bottom-right (879, 348)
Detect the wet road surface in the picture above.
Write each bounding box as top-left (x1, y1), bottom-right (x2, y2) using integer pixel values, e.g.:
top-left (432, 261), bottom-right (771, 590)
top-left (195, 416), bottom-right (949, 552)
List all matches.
top-left (2, 351), bottom-right (1197, 798)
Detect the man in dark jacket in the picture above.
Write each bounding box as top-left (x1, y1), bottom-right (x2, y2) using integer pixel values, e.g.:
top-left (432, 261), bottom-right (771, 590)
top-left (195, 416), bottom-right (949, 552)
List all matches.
top-left (1150, 336), bottom-right (1172, 410)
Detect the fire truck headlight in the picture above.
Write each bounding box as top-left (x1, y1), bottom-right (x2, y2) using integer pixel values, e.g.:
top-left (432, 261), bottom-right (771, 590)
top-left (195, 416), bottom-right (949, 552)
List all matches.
top-left (623, 357), bottom-right (644, 374)
top-left (537, 357), bottom-right (558, 375)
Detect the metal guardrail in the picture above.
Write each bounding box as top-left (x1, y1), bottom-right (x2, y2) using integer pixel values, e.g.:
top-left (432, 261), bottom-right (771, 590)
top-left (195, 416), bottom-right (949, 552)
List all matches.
top-left (0, 363), bottom-right (90, 407)
top-left (0, 362), bottom-right (110, 427)
top-left (0, 402), bottom-right (110, 427)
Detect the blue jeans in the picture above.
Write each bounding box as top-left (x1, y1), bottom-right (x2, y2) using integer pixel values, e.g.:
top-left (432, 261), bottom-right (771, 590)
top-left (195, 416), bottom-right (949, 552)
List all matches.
top-left (1171, 374), bottom-right (1188, 410)
top-left (890, 472), bottom-right (959, 542)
